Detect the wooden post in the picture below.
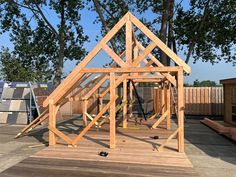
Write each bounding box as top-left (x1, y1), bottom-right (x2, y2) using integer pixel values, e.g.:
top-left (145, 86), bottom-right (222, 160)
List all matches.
top-left (83, 100), bottom-right (88, 126)
top-left (166, 82), bottom-right (171, 130)
top-left (99, 97), bottom-right (103, 112)
top-left (161, 83), bottom-right (166, 115)
top-left (126, 17), bottom-right (132, 65)
top-left (177, 68), bottom-right (184, 152)
top-left (49, 100), bottom-right (56, 146)
top-left (123, 79), bottom-right (127, 128)
top-left (129, 83), bottom-right (133, 117)
top-left (110, 72), bottom-right (116, 148)
top-left (126, 18), bottom-right (133, 118)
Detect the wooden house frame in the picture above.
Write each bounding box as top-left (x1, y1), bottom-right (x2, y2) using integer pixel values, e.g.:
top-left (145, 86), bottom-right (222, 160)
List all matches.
top-left (16, 12), bottom-right (191, 153)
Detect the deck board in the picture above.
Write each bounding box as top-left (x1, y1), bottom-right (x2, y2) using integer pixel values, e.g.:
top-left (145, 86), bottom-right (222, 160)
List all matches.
top-left (0, 118), bottom-right (199, 176)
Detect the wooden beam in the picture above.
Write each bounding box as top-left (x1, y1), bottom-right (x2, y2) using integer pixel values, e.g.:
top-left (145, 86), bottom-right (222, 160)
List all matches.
top-left (177, 68), bottom-right (184, 153)
top-left (71, 95), bottom-right (118, 145)
top-left (127, 75), bottom-right (164, 79)
top-left (110, 72), bottom-right (116, 148)
top-left (129, 79), bottom-right (133, 118)
top-left (162, 83), bottom-right (166, 115)
top-left (126, 19), bottom-right (132, 65)
top-left (81, 67), bottom-right (180, 73)
top-left (26, 113), bottom-right (49, 133)
top-left (72, 51), bottom-right (126, 101)
top-left (152, 110), bottom-right (168, 129)
top-left (166, 82), bottom-right (171, 130)
top-left (49, 101), bottom-right (56, 146)
top-left (44, 72), bottom-right (84, 107)
top-left (15, 109), bottom-right (48, 138)
top-left (84, 112), bottom-right (99, 126)
top-left (99, 97), bottom-right (103, 112)
top-left (43, 12), bottom-right (129, 107)
top-left (48, 126), bottom-right (73, 145)
top-left (129, 12), bottom-right (191, 74)
top-left (72, 75), bottom-right (103, 101)
top-left (99, 100), bottom-right (127, 127)
top-left (82, 100), bottom-right (88, 126)
top-left (135, 40), bottom-right (163, 67)
top-left (100, 74), bottom-right (128, 97)
top-left (123, 79), bottom-right (127, 128)
top-left (132, 42), bottom-right (156, 67)
top-left (103, 45), bottom-right (128, 67)
top-left (136, 41), bottom-right (177, 87)
top-left (132, 79), bottom-right (162, 83)
top-left (149, 113), bottom-right (158, 120)
top-left (157, 128), bottom-right (180, 152)
top-left (82, 76), bottom-right (108, 100)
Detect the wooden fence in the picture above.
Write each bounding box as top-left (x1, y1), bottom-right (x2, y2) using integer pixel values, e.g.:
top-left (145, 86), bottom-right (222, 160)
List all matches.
top-left (154, 87), bottom-right (224, 116)
top-left (60, 86), bottom-right (224, 117)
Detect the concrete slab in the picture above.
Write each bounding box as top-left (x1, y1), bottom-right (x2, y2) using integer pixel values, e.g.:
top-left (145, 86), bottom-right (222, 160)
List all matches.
top-left (185, 118), bottom-right (236, 177)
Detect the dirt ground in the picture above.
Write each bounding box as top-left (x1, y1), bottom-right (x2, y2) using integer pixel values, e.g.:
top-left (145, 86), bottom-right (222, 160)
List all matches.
top-left (0, 117), bottom-right (235, 177)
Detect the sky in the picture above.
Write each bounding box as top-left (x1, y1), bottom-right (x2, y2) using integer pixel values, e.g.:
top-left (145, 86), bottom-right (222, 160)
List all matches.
top-left (0, 1), bottom-right (235, 84)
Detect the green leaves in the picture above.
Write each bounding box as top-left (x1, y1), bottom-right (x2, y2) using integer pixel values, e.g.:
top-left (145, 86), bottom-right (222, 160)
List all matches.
top-left (0, 0), bottom-right (88, 83)
top-left (174, 0), bottom-right (236, 65)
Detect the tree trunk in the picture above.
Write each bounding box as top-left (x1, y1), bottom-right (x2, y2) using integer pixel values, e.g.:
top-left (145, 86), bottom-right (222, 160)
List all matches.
top-left (167, 0), bottom-right (175, 66)
top-left (159, 0), bottom-right (169, 66)
top-left (185, 0), bottom-right (211, 64)
top-left (54, 0), bottom-right (65, 86)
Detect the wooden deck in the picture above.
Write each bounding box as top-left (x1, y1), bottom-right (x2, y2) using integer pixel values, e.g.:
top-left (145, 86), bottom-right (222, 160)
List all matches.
top-left (1, 118), bottom-right (199, 176)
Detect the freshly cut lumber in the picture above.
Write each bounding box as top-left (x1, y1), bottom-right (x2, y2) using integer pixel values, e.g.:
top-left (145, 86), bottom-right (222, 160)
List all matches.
top-left (201, 118), bottom-right (229, 134)
top-left (201, 118), bottom-right (236, 142)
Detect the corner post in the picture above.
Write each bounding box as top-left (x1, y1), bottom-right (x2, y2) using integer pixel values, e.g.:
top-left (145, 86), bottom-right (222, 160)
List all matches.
top-left (177, 68), bottom-right (184, 152)
top-left (110, 72), bottom-right (116, 148)
top-left (49, 99), bottom-right (56, 146)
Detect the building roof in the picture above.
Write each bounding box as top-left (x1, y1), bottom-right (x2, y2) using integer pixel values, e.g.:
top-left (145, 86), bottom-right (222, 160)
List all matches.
top-left (220, 78), bottom-right (236, 84)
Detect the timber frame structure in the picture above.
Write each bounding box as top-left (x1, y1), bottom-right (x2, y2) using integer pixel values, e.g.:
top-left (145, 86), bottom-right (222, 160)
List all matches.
top-left (16, 12), bottom-right (191, 153)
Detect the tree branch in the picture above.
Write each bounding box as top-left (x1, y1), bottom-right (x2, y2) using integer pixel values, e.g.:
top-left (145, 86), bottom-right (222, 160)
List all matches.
top-left (34, 4), bottom-right (59, 37)
top-left (92, 0), bottom-right (119, 53)
top-left (185, 0), bottom-right (211, 64)
top-left (7, 0), bottom-right (39, 12)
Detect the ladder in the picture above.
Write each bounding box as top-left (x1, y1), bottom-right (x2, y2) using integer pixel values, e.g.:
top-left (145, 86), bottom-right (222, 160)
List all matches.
top-left (29, 82), bottom-right (40, 123)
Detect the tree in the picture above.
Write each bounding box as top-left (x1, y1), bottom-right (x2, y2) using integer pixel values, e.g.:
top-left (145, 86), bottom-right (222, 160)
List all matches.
top-left (89, 0), bottom-right (178, 66)
top-left (89, 0), bottom-right (236, 67)
top-left (193, 79), bottom-right (217, 87)
top-left (89, 0), bottom-right (130, 54)
top-left (0, 48), bottom-right (46, 82)
top-left (0, 1), bottom-right (88, 84)
top-left (174, 0), bottom-right (236, 65)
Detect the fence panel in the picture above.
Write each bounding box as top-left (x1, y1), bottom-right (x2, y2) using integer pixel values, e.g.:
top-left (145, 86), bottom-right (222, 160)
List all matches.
top-left (60, 86), bottom-right (224, 117)
top-left (154, 87), bottom-right (223, 116)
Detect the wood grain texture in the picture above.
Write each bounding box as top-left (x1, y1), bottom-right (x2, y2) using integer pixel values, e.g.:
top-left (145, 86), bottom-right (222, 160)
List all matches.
top-left (0, 156), bottom-right (199, 177)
